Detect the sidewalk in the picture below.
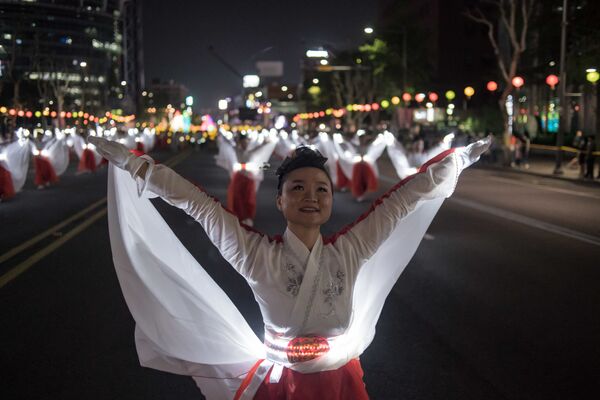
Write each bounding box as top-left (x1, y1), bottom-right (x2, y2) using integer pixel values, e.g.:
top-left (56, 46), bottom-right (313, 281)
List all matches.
top-left (481, 153), bottom-right (600, 187)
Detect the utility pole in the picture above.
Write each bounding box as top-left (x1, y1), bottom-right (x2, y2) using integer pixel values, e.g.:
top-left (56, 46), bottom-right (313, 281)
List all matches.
top-left (554, 0), bottom-right (568, 175)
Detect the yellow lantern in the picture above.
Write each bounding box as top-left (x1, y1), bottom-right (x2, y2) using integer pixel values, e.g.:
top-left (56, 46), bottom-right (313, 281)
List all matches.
top-left (464, 86), bottom-right (475, 98)
top-left (586, 70), bottom-right (599, 84)
top-left (391, 96), bottom-right (400, 105)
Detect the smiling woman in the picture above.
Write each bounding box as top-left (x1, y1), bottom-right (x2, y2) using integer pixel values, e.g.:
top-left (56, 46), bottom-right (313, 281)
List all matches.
top-left (90, 136), bottom-right (490, 400)
top-left (275, 148), bottom-right (333, 250)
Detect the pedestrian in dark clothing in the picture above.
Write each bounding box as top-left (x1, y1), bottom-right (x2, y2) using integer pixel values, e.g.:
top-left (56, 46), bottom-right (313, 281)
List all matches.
top-left (576, 135), bottom-right (587, 178)
top-left (584, 136), bottom-right (596, 179)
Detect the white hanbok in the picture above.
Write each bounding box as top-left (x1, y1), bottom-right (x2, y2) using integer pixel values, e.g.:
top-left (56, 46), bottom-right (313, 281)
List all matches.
top-left (107, 144), bottom-right (479, 399)
top-left (0, 138), bottom-right (31, 192)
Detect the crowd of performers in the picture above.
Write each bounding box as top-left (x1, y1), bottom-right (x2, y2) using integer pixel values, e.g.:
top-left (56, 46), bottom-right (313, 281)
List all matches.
top-left (0, 127), bottom-right (157, 201)
top-left (214, 127), bottom-right (456, 224)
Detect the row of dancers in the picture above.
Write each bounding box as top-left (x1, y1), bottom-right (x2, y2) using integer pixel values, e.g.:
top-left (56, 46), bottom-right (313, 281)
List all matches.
top-left (0, 127), bottom-right (156, 200)
top-left (216, 128), bottom-right (455, 225)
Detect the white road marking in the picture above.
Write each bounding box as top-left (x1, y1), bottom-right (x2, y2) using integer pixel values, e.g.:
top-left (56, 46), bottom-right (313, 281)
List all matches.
top-left (450, 197), bottom-right (600, 247)
top-left (485, 176), bottom-right (600, 200)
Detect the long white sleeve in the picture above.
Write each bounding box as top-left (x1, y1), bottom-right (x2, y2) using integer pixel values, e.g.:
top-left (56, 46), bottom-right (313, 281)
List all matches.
top-left (332, 150), bottom-right (458, 272)
top-left (136, 156), bottom-right (268, 278)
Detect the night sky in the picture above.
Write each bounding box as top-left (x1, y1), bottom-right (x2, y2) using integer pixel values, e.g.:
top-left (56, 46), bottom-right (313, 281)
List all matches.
top-left (142, 0), bottom-right (378, 110)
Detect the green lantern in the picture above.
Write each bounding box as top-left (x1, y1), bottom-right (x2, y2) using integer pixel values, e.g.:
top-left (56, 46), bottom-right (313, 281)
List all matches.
top-left (445, 90), bottom-right (456, 101)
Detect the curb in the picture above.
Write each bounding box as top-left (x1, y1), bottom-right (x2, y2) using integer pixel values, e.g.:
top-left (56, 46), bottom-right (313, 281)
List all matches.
top-left (478, 164), bottom-right (600, 188)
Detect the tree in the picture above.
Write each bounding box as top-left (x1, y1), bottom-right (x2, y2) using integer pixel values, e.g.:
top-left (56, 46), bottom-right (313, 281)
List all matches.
top-left (465, 0), bottom-right (537, 145)
top-left (46, 57), bottom-right (76, 129)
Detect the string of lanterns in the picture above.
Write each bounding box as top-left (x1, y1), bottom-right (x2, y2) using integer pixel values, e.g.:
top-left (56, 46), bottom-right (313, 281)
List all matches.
top-left (0, 106), bottom-right (136, 124)
top-left (292, 75), bottom-right (576, 121)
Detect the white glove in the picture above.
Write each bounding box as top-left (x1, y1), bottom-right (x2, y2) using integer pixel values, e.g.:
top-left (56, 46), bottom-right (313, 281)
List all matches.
top-left (456, 135), bottom-right (493, 170)
top-left (88, 136), bottom-right (146, 177)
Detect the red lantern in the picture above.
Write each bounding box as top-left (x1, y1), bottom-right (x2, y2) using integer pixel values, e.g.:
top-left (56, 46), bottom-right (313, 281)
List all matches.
top-left (66, 112), bottom-right (72, 118)
top-left (9, 109), bottom-right (16, 116)
top-left (319, 111), bottom-right (325, 117)
top-left (415, 93), bottom-right (426, 103)
top-left (545, 74), bottom-right (559, 90)
top-left (486, 81), bottom-right (498, 92)
top-left (371, 102), bottom-right (380, 110)
top-left (17, 110), bottom-right (25, 117)
top-left (512, 76), bottom-right (524, 88)
top-left (402, 93), bottom-right (412, 102)
top-left (428, 92), bottom-right (439, 102)
top-left (25, 111), bottom-right (33, 118)
top-left (364, 104), bottom-right (372, 112)
top-left (50, 111), bottom-right (57, 118)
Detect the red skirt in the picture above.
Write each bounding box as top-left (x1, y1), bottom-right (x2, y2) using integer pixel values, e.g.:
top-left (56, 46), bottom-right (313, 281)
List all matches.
top-left (351, 162), bottom-right (378, 198)
top-left (336, 161), bottom-right (350, 189)
top-left (34, 155), bottom-right (59, 186)
top-left (0, 164), bottom-right (15, 200)
top-left (227, 172), bottom-right (256, 221)
top-left (236, 359), bottom-right (369, 400)
top-left (78, 148), bottom-right (97, 173)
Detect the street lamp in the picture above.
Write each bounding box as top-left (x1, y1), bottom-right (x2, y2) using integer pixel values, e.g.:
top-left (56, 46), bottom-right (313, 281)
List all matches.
top-left (306, 49), bottom-right (329, 58)
top-left (364, 27), bottom-right (374, 34)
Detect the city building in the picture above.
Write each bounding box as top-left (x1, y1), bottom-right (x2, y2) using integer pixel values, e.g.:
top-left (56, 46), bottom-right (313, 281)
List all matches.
top-left (144, 78), bottom-right (189, 110)
top-left (0, 0), bottom-right (144, 115)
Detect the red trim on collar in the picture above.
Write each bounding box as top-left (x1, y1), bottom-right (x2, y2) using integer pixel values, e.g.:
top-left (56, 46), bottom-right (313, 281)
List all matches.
top-left (323, 148), bottom-right (456, 245)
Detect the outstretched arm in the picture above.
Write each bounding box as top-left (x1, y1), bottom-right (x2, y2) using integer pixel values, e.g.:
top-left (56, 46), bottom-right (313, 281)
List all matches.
top-left (331, 137), bottom-right (491, 271)
top-left (89, 136), bottom-right (266, 277)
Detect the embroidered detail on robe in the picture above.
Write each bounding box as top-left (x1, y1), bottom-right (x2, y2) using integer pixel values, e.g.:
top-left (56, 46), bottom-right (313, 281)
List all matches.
top-left (285, 264), bottom-right (303, 297)
top-left (322, 270), bottom-right (345, 316)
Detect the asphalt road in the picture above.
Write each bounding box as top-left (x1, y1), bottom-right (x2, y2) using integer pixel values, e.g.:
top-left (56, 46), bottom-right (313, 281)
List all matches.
top-left (1, 144), bottom-right (599, 400)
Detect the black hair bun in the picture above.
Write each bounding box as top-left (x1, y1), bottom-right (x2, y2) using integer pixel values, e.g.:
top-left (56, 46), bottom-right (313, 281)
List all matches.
top-left (276, 146), bottom-right (328, 177)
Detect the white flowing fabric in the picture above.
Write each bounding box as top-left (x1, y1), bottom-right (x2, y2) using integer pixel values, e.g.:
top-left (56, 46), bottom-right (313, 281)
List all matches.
top-left (108, 166), bottom-right (265, 399)
top-left (214, 133), bottom-right (277, 190)
top-left (106, 145), bottom-right (473, 398)
top-left (215, 135), bottom-right (238, 176)
top-left (43, 137), bottom-right (70, 176)
top-left (311, 132), bottom-right (339, 187)
top-left (141, 129), bottom-right (156, 152)
top-left (385, 132), bottom-right (418, 179)
top-left (0, 139), bottom-right (31, 192)
top-left (332, 134), bottom-right (357, 179)
top-left (72, 134), bottom-right (103, 166)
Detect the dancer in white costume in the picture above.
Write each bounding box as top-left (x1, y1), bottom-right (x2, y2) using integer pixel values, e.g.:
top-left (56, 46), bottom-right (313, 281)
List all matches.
top-left (89, 135), bottom-right (490, 399)
top-left (215, 131), bottom-right (277, 225)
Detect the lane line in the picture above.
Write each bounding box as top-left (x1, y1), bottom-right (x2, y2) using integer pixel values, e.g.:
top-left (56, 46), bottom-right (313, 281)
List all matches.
top-left (484, 176), bottom-right (600, 200)
top-left (0, 197), bottom-right (107, 264)
top-left (0, 150), bottom-right (192, 289)
top-left (450, 197), bottom-right (600, 247)
top-left (0, 208), bottom-right (107, 288)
